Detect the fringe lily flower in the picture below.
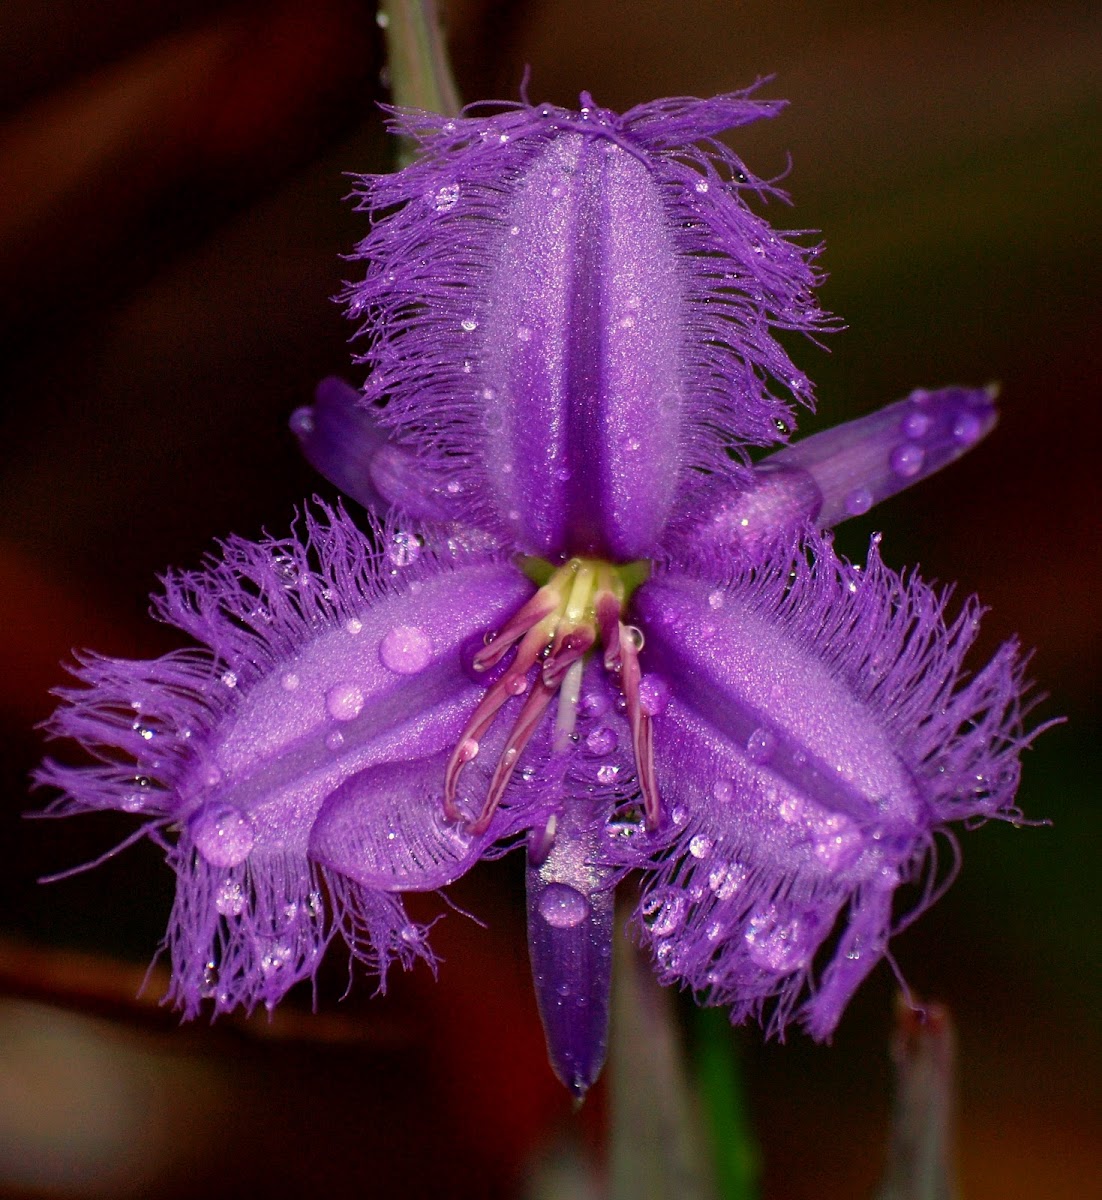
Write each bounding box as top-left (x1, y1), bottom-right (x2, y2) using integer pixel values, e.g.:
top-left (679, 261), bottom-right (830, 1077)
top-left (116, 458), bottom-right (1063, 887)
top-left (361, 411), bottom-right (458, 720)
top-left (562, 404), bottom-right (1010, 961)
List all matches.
top-left (40, 90), bottom-right (1033, 1097)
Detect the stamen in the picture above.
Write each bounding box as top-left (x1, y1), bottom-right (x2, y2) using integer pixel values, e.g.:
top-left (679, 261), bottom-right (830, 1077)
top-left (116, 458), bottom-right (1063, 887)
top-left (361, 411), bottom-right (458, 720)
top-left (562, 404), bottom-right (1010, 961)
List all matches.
top-left (471, 681), bottom-right (557, 832)
top-left (618, 619), bottom-right (661, 830)
top-left (445, 555), bottom-right (659, 831)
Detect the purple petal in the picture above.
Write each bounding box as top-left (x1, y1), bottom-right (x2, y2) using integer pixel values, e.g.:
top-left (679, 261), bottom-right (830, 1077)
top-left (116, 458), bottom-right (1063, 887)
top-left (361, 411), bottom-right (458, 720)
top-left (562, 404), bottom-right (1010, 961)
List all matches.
top-left (292, 378), bottom-right (470, 522)
top-left (309, 752), bottom-right (501, 891)
top-left (526, 800), bottom-right (615, 1098)
top-left (676, 386), bottom-right (998, 558)
top-left (38, 505), bottom-right (532, 1015)
top-left (627, 534), bottom-right (1029, 1038)
top-left (344, 91), bottom-right (831, 558)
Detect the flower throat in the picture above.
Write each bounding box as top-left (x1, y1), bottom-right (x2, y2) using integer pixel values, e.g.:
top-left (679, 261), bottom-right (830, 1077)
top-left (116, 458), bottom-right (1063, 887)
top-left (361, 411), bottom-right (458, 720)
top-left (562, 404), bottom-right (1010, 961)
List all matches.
top-left (444, 555), bottom-right (655, 832)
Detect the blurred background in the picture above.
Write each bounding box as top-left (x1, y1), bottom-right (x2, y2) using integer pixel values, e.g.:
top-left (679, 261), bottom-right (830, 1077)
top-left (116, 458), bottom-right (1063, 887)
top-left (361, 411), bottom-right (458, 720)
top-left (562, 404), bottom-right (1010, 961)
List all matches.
top-left (0, 1), bottom-right (1098, 1196)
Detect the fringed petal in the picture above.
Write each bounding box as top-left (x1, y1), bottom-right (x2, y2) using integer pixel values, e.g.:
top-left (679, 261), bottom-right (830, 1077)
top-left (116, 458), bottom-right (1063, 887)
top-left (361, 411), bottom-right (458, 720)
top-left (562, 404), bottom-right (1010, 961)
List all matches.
top-left (37, 504), bottom-right (533, 1014)
top-left (342, 88), bottom-right (831, 559)
top-left (625, 533), bottom-right (1032, 1038)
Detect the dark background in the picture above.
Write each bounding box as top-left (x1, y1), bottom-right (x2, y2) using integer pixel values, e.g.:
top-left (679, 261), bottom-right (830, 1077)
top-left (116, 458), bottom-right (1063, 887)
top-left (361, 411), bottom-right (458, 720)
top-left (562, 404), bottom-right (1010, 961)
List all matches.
top-left (1, 1), bottom-right (1098, 1196)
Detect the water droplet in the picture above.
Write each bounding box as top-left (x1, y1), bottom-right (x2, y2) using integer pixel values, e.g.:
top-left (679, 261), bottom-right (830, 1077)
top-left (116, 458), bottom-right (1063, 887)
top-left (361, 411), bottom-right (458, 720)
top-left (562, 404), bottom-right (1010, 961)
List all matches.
top-left (952, 411), bottom-right (983, 444)
top-left (379, 625), bottom-right (432, 674)
top-left (581, 690), bottom-right (610, 718)
top-left (638, 674), bottom-right (670, 716)
top-left (901, 410), bottom-right (930, 439)
top-left (345, 617), bottom-right (363, 636)
top-left (260, 945), bottom-right (292, 975)
top-left (386, 530), bottom-right (423, 567)
top-left (712, 778), bottom-right (735, 803)
top-left (201, 763), bottom-right (223, 787)
top-left (445, 479), bottom-right (462, 495)
top-left (272, 555), bottom-right (299, 587)
top-left (694, 179), bottom-right (709, 193)
top-left (538, 882), bottom-right (590, 928)
top-left (220, 671), bottom-right (238, 688)
top-left (744, 907), bottom-right (811, 972)
top-left (746, 727), bottom-right (776, 764)
top-left (326, 729), bottom-right (345, 751)
top-left (642, 889), bottom-right (687, 937)
top-left (460, 317), bottom-right (478, 332)
top-left (214, 880), bottom-right (245, 916)
top-left (889, 442), bottom-right (925, 478)
top-left (281, 672), bottom-right (300, 691)
top-left (585, 726), bottom-right (617, 755)
top-left (708, 861), bottom-right (746, 900)
top-left (779, 795), bottom-right (804, 822)
top-left (289, 407), bottom-right (314, 436)
top-left (596, 764), bottom-right (620, 785)
top-left (375, 9), bottom-right (389, 27)
top-left (707, 589), bottom-right (724, 610)
top-left (326, 682), bottom-right (365, 722)
top-left (191, 805), bottom-right (256, 868)
top-left (624, 625), bottom-right (645, 651)
top-left (433, 183), bottom-right (460, 211)
top-left (689, 834), bottom-right (713, 859)
top-left (844, 487), bottom-right (873, 516)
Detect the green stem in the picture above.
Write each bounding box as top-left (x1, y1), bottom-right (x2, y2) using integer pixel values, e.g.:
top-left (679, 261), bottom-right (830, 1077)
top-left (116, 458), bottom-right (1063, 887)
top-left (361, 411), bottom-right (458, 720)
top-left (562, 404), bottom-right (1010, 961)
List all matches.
top-left (378, 0), bottom-right (462, 131)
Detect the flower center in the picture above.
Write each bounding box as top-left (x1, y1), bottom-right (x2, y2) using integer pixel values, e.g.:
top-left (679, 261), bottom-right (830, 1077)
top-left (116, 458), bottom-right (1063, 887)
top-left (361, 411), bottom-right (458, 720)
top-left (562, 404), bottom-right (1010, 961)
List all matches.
top-left (444, 556), bottom-right (661, 833)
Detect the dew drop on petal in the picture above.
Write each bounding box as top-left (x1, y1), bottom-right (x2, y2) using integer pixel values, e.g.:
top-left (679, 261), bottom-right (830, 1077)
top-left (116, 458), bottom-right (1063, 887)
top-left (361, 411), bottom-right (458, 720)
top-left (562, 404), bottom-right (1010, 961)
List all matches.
top-left (289, 407), bottom-right (314, 436)
top-left (214, 880), bottom-right (246, 916)
top-left (581, 690), bottom-right (610, 719)
top-left (281, 672), bottom-right (300, 691)
top-left (746, 727), bottom-right (777, 764)
top-left (191, 805), bottom-right (256, 868)
top-left (460, 317), bottom-right (478, 332)
top-left (744, 908), bottom-right (811, 972)
top-left (889, 443), bottom-right (925, 478)
top-left (386, 530), bottom-right (424, 567)
top-left (642, 889), bottom-right (687, 937)
top-left (326, 730), bottom-right (345, 751)
top-left (432, 183), bottom-right (460, 211)
top-left (221, 671), bottom-right (238, 689)
top-left (707, 589), bottom-right (724, 610)
top-left (713, 778), bottom-right (735, 803)
top-left (379, 625), bottom-right (432, 674)
top-left (585, 726), bottom-right (617, 755)
top-left (844, 487), bottom-right (873, 516)
top-left (537, 882), bottom-right (590, 928)
top-left (901, 410), bottom-right (931, 439)
top-left (689, 834), bottom-right (713, 859)
top-left (952, 411), bottom-right (983, 444)
top-left (596, 764), bottom-right (619, 785)
top-left (345, 617), bottom-right (363, 636)
top-left (326, 683), bottom-right (365, 722)
top-left (638, 674), bottom-right (671, 716)
top-left (708, 861), bottom-right (747, 900)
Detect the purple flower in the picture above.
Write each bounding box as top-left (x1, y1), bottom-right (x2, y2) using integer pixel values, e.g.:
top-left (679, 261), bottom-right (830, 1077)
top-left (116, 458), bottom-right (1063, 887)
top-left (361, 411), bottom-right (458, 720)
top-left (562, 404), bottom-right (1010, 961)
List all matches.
top-left (39, 90), bottom-right (1033, 1097)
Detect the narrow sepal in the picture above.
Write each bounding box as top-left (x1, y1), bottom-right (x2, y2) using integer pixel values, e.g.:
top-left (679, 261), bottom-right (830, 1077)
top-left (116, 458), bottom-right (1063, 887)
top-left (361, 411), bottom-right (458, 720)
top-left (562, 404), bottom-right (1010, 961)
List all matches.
top-left (676, 386), bottom-right (998, 559)
top-left (293, 377), bottom-right (479, 523)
